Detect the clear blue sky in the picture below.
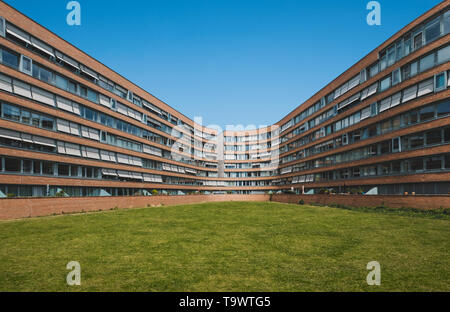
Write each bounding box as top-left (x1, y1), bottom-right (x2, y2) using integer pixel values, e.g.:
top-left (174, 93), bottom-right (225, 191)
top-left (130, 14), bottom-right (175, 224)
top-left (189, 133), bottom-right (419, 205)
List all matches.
top-left (4, 0), bottom-right (442, 128)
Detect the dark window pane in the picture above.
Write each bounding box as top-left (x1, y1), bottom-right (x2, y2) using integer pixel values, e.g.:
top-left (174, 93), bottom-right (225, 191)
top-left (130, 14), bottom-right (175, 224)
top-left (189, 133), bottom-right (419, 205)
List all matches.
top-left (426, 130), bottom-right (442, 145)
top-left (42, 162), bottom-right (54, 175)
top-left (3, 104), bottom-right (20, 122)
top-left (5, 158), bottom-right (20, 172)
top-left (58, 164), bottom-right (69, 176)
top-left (2, 49), bottom-right (19, 68)
top-left (420, 105), bottom-right (435, 122)
top-left (437, 100), bottom-right (450, 117)
top-left (409, 158), bottom-right (424, 171)
top-left (410, 134), bottom-right (424, 149)
top-left (426, 157), bottom-right (442, 170)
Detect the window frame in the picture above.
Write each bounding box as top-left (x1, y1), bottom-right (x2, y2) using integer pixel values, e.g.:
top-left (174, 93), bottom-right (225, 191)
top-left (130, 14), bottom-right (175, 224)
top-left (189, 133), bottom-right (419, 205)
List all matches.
top-left (434, 71), bottom-right (447, 92)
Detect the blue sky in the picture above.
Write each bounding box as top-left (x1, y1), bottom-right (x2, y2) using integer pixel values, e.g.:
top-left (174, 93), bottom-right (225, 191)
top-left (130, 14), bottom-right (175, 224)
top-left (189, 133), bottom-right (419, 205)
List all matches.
top-left (4, 0), bottom-right (442, 127)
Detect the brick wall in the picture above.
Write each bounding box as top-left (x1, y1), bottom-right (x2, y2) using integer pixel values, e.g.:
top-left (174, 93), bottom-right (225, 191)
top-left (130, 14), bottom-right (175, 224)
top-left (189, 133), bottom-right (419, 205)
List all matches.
top-left (271, 194), bottom-right (450, 210)
top-left (0, 194), bottom-right (270, 220)
top-left (1, 193), bottom-right (449, 220)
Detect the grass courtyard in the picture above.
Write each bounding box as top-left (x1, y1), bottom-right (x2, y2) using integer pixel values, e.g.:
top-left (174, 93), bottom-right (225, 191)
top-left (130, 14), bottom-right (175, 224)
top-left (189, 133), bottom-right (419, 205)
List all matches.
top-left (0, 201), bottom-right (449, 292)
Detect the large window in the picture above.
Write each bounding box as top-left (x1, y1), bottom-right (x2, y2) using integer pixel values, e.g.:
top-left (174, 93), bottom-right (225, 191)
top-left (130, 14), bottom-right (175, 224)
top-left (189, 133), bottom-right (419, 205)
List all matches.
top-left (1, 48), bottom-right (19, 68)
top-left (437, 100), bottom-right (450, 117)
top-left (4, 158), bottom-right (20, 172)
top-left (3, 104), bottom-right (20, 122)
top-left (425, 18), bottom-right (441, 43)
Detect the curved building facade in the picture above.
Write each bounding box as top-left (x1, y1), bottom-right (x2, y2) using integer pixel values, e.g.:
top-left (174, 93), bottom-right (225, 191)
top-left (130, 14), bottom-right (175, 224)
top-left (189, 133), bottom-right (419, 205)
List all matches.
top-left (0, 1), bottom-right (449, 198)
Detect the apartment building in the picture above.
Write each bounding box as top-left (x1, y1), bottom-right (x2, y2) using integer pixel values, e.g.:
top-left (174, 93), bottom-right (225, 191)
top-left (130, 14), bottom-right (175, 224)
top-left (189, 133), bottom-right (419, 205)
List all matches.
top-left (0, 1), bottom-right (449, 198)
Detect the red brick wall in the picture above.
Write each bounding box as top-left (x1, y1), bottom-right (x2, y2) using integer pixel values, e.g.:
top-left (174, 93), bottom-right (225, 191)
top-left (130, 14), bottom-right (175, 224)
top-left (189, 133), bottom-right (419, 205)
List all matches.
top-left (271, 194), bottom-right (450, 210)
top-left (0, 194), bottom-right (270, 220)
top-left (1, 193), bottom-right (449, 220)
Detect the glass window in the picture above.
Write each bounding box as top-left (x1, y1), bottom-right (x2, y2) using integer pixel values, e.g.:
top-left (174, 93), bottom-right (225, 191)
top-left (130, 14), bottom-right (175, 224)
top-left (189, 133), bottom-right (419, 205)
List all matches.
top-left (445, 11), bottom-right (450, 34)
top-left (426, 129), bottom-right (442, 145)
top-left (58, 164), bottom-right (70, 176)
top-left (420, 53), bottom-right (435, 72)
top-left (419, 105), bottom-right (435, 122)
top-left (425, 19), bottom-right (441, 43)
top-left (413, 32), bottom-right (423, 50)
top-left (21, 110), bottom-right (31, 124)
top-left (22, 160), bottom-right (32, 173)
top-left (410, 134), bottom-right (424, 149)
top-left (32, 64), bottom-right (52, 83)
top-left (392, 69), bottom-right (401, 85)
top-left (33, 161), bottom-right (41, 174)
top-left (31, 113), bottom-right (40, 127)
top-left (445, 127), bottom-right (450, 143)
top-left (404, 35), bottom-right (412, 56)
top-left (1, 49), bottom-right (19, 68)
top-left (87, 89), bottom-right (98, 103)
top-left (380, 141), bottom-right (390, 154)
top-left (5, 158), bottom-right (20, 172)
top-left (55, 75), bottom-right (68, 90)
top-left (42, 162), bottom-right (54, 175)
top-left (3, 104), bottom-right (20, 122)
top-left (41, 116), bottom-right (54, 130)
top-left (381, 120), bottom-right (391, 134)
top-left (435, 72), bottom-right (446, 90)
top-left (437, 100), bottom-right (450, 117)
top-left (426, 157), bottom-right (442, 170)
top-left (68, 81), bottom-right (77, 94)
top-left (409, 158), bottom-right (424, 172)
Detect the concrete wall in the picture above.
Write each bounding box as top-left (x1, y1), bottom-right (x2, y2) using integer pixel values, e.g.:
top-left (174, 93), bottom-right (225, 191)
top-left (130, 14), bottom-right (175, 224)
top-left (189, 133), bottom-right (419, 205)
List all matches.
top-left (0, 194), bottom-right (270, 220)
top-left (271, 194), bottom-right (450, 210)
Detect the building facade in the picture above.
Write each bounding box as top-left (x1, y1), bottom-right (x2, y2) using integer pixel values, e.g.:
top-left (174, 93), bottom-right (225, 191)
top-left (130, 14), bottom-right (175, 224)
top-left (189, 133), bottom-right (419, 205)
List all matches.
top-left (0, 1), bottom-right (449, 198)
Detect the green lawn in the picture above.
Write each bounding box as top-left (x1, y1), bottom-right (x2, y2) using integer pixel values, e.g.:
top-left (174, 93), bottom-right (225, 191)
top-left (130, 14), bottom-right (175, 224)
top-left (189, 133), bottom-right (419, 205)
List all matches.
top-left (0, 201), bottom-right (449, 292)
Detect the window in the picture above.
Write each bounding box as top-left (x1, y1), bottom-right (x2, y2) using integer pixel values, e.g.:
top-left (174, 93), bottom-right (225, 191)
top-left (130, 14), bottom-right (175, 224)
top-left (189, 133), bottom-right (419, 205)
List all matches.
top-left (32, 64), bottom-right (52, 83)
top-left (445, 11), bottom-right (450, 34)
top-left (4, 158), bottom-right (20, 172)
top-left (21, 110), bottom-right (31, 124)
top-left (0, 17), bottom-right (4, 37)
top-left (426, 129), bottom-right (442, 145)
top-left (409, 158), bottom-right (424, 172)
top-left (42, 162), bottom-right (54, 175)
top-left (392, 137), bottom-right (401, 152)
top-left (410, 134), bottom-right (424, 149)
top-left (419, 105), bottom-right (435, 122)
top-left (437, 45), bottom-right (450, 64)
top-left (392, 69), bottom-right (401, 85)
top-left (434, 72), bottom-right (447, 91)
top-left (380, 141), bottom-right (390, 154)
top-left (55, 75), bottom-right (68, 90)
top-left (22, 160), bottom-right (32, 173)
top-left (424, 18), bottom-right (441, 43)
top-left (419, 53), bottom-right (435, 72)
top-left (426, 157), bottom-right (442, 171)
top-left (20, 55), bottom-right (32, 75)
top-left (437, 100), bottom-right (450, 117)
top-left (41, 116), bottom-right (54, 130)
top-left (413, 32), bottom-right (423, 50)
top-left (58, 164), bottom-right (70, 176)
top-left (1, 49), bottom-right (19, 68)
top-left (3, 104), bottom-right (20, 122)
top-left (404, 35), bottom-right (412, 56)
top-left (371, 102), bottom-right (378, 116)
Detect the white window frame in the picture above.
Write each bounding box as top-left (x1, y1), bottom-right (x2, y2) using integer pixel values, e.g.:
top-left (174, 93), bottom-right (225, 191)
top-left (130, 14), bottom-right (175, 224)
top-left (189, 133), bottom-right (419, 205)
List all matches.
top-left (127, 90), bottom-right (134, 102)
top-left (434, 71), bottom-right (447, 92)
top-left (19, 55), bottom-right (33, 76)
